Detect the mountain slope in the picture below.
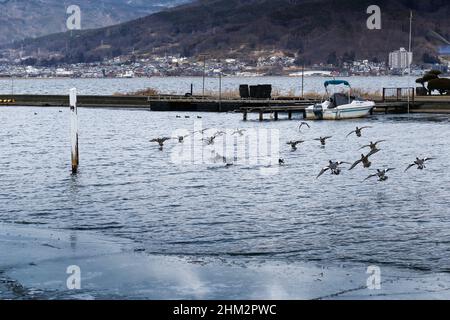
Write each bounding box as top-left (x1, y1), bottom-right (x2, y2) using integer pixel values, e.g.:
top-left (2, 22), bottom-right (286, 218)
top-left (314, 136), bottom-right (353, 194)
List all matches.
top-left (0, 0), bottom-right (191, 44)
top-left (4, 0), bottom-right (450, 64)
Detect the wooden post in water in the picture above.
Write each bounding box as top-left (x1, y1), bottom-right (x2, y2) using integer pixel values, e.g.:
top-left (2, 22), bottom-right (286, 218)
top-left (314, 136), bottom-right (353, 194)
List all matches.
top-left (219, 71), bottom-right (222, 112)
top-left (70, 88), bottom-right (79, 174)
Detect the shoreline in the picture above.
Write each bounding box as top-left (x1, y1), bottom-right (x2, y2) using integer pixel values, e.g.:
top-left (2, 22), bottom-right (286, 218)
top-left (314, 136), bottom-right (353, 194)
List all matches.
top-left (1, 223), bottom-right (450, 300)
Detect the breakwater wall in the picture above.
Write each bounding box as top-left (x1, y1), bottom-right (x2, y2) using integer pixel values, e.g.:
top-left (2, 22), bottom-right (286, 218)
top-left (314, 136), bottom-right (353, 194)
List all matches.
top-left (1, 94), bottom-right (450, 114)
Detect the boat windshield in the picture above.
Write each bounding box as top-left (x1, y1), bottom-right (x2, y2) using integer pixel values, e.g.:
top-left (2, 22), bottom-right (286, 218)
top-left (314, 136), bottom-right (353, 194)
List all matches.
top-left (328, 93), bottom-right (352, 108)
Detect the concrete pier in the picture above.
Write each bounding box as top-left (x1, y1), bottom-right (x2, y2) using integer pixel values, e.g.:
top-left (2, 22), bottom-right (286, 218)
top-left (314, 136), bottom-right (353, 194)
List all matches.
top-left (0, 94), bottom-right (316, 113)
top-left (1, 94), bottom-right (450, 116)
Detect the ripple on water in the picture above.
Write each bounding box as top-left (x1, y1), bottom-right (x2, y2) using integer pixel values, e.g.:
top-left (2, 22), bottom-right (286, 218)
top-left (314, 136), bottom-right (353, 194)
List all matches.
top-left (0, 108), bottom-right (449, 272)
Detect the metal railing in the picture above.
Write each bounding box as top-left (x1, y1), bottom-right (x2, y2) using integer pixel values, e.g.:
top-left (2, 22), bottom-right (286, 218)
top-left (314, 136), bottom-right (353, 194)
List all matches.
top-left (147, 94), bottom-right (316, 103)
top-left (382, 87), bottom-right (415, 103)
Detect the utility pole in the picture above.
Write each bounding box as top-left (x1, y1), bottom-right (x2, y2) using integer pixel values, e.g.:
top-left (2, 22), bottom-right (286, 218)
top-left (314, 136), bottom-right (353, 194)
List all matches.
top-left (199, 54), bottom-right (208, 99)
top-left (203, 55), bottom-right (206, 98)
top-left (407, 10), bottom-right (413, 115)
top-left (301, 63), bottom-right (305, 99)
top-left (408, 10), bottom-right (413, 55)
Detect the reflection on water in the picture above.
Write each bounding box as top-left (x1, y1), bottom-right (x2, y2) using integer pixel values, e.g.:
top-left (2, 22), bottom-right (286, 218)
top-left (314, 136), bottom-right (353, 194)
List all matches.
top-left (0, 107), bottom-right (449, 272)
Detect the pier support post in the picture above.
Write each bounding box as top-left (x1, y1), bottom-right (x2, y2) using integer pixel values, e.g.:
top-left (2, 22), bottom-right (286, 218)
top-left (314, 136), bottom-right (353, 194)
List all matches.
top-left (70, 88), bottom-right (79, 174)
top-left (259, 112), bottom-right (263, 122)
top-left (288, 111), bottom-right (292, 120)
top-left (243, 111), bottom-right (248, 121)
top-left (274, 112), bottom-right (278, 121)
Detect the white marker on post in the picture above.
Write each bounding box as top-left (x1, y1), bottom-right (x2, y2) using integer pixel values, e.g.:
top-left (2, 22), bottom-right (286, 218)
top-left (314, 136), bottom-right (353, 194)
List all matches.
top-left (70, 88), bottom-right (79, 174)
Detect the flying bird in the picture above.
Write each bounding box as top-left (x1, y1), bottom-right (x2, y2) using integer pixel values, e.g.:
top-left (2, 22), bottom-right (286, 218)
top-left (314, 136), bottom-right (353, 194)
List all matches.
top-left (279, 158), bottom-right (285, 165)
top-left (196, 128), bottom-right (210, 135)
top-left (232, 129), bottom-right (246, 136)
top-left (405, 157), bottom-right (435, 172)
top-left (364, 168), bottom-right (395, 182)
top-left (298, 122), bottom-right (311, 132)
top-left (359, 140), bottom-right (386, 152)
top-left (349, 149), bottom-right (380, 170)
top-left (287, 140), bottom-right (305, 151)
top-left (204, 131), bottom-right (227, 145)
top-left (214, 130), bottom-right (226, 137)
top-left (150, 137), bottom-right (172, 150)
top-left (203, 136), bottom-right (217, 145)
top-left (317, 161), bottom-right (349, 178)
top-left (314, 136), bottom-right (332, 146)
top-left (175, 134), bottom-right (190, 143)
top-left (347, 126), bottom-right (372, 138)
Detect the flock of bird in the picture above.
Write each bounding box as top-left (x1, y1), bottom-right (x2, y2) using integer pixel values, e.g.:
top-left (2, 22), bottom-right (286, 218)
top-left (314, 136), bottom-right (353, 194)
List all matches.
top-left (287, 123), bottom-right (435, 181)
top-left (150, 126), bottom-right (246, 152)
top-left (149, 117), bottom-right (435, 182)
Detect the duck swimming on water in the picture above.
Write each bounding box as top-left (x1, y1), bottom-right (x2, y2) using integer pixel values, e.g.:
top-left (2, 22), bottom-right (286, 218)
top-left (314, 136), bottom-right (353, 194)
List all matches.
top-left (211, 151), bottom-right (227, 164)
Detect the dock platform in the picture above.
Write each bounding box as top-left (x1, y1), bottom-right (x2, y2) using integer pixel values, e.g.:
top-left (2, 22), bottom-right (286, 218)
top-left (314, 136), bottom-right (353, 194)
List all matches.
top-left (1, 94), bottom-right (450, 118)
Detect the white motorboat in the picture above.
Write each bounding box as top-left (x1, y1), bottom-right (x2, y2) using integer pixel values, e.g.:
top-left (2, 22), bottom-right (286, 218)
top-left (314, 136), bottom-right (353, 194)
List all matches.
top-left (305, 80), bottom-right (375, 120)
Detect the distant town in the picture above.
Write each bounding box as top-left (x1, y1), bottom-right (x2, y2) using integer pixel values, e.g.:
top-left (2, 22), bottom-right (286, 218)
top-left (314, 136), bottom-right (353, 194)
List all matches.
top-left (0, 47), bottom-right (449, 79)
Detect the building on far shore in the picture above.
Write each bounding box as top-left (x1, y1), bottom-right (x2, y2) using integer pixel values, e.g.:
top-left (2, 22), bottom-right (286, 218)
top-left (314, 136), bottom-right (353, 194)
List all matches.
top-left (389, 47), bottom-right (413, 71)
top-left (439, 46), bottom-right (450, 65)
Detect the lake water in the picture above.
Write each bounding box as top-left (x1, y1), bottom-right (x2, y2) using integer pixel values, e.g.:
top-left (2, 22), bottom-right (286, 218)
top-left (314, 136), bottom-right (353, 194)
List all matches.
top-left (0, 106), bottom-right (449, 275)
top-left (0, 76), bottom-right (417, 96)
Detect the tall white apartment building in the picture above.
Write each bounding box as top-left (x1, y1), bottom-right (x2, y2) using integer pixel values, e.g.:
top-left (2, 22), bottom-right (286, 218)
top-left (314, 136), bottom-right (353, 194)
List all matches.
top-left (389, 47), bottom-right (413, 70)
